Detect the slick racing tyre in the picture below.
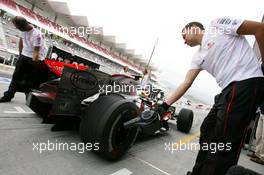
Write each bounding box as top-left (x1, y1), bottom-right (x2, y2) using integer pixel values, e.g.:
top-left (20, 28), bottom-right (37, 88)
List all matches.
top-left (177, 108), bottom-right (193, 133)
top-left (79, 95), bottom-right (139, 160)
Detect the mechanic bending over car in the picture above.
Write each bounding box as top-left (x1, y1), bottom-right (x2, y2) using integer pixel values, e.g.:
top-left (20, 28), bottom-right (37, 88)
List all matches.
top-left (249, 102), bottom-right (264, 165)
top-left (141, 68), bottom-right (152, 89)
top-left (0, 16), bottom-right (46, 102)
top-left (156, 18), bottom-right (264, 175)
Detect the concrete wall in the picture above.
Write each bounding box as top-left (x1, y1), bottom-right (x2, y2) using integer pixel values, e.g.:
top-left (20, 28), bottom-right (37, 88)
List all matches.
top-left (16, 0), bottom-right (71, 26)
top-left (16, 0), bottom-right (32, 9)
top-left (33, 6), bottom-right (56, 21)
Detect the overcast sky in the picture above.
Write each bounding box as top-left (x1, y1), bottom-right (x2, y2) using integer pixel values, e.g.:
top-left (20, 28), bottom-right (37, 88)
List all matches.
top-left (58, 0), bottom-right (263, 104)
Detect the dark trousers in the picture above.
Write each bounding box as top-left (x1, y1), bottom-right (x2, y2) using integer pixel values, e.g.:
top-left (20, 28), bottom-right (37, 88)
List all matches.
top-left (192, 77), bottom-right (264, 175)
top-left (4, 55), bottom-right (33, 99)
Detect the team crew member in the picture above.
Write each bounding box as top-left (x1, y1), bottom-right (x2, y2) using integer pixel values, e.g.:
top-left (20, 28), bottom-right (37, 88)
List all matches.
top-left (0, 16), bottom-right (45, 102)
top-left (141, 68), bottom-right (151, 88)
top-left (119, 66), bottom-right (129, 74)
top-left (157, 18), bottom-right (264, 175)
top-left (250, 103), bottom-right (264, 165)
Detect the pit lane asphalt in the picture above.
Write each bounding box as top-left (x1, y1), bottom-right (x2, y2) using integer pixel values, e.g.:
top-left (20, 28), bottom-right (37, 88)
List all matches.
top-left (0, 81), bottom-right (263, 175)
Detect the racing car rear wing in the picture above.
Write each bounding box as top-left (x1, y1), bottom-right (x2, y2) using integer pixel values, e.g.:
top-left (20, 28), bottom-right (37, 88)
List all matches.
top-left (51, 67), bottom-right (110, 117)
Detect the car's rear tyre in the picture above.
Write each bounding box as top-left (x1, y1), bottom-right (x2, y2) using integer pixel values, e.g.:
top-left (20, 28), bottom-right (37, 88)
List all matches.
top-left (177, 108), bottom-right (193, 133)
top-left (79, 95), bottom-right (139, 161)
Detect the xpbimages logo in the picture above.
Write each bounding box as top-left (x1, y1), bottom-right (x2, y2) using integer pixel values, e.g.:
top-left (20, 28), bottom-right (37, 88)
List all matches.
top-left (36, 26), bottom-right (103, 37)
top-left (98, 82), bottom-right (159, 95)
top-left (164, 141), bottom-right (232, 154)
top-left (32, 140), bottom-right (100, 154)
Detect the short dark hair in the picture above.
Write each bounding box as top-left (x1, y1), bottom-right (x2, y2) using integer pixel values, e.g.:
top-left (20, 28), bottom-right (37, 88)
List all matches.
top-left (184, 21), bottom-right (205, 30)
top-left (12, 16), bottom-right (28, 31)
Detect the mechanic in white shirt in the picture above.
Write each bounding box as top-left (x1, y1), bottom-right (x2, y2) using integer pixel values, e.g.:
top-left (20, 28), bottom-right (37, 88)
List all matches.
top-left (250, 102), bottom-right (264, 165)
top-left (0, 16), bottom-right (45, 102)
top-left (141, 68), bottom-right (151, 88)
top-left (156, 18), bottom-right (264, 175)
top-left (51, 52), bottom-right (58, 60)
top-left (119, 66), bottom-right (129, 74)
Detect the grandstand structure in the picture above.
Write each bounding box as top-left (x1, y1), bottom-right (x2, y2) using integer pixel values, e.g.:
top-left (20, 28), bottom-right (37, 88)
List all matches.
top-left (0, 0), bottom-right (158, 77)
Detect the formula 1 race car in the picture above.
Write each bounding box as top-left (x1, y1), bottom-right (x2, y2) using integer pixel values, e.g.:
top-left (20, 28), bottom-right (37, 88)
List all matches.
top-left (26, 60), bottom-right (194, 161)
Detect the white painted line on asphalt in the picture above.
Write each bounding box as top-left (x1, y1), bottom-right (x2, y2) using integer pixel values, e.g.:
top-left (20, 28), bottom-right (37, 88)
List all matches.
top-left (134, 157), bottom-right (170, 175)
top-left (0, 77), bottom-right (11, 84)
top-left (4, 106), bottom-right (35, 114)
top-left (110, 168), bottom-right (132, 175)
top-left (15, 106), bottom-right (27, 113)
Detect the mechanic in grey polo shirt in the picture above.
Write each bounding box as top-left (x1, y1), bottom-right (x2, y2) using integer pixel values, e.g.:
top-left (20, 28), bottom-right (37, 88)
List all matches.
top-left (156, 18), bottom-right (264, 175)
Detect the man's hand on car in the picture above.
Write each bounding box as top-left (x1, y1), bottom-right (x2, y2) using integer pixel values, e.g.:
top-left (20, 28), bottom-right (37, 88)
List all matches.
top-left (155, 102), bottom-right (171, 131)
top-left (155, 102), bottom-right (171, 117)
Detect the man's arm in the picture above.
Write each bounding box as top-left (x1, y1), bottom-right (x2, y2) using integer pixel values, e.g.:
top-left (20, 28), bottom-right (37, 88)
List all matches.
top-left (19, 37), bottom-right (23, 55)
top-left (32, 46), bottom-right (40, 61)
top-left (165, 69), bottom-right (201, 105)
top-left (237, 20), bottom-right (264, 62)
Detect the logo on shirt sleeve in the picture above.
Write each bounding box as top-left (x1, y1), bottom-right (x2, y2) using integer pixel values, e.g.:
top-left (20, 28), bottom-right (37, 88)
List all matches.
top-left (207, 42), bottom-right (215, 49)
top-left (231, 20), bottom-right (238, 25)
top-left (199, 59), bottom-right (205, 66)
top-left (217, 18), bottom-right (232, 25)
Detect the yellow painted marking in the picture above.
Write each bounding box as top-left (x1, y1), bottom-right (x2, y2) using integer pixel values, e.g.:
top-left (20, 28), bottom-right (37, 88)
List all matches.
top-left (172, 132), bottom-right (200, 149)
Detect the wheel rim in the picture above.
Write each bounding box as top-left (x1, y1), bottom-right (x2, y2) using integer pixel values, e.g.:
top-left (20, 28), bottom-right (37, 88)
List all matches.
top-left (109, 108), bottom-right (138, 151)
